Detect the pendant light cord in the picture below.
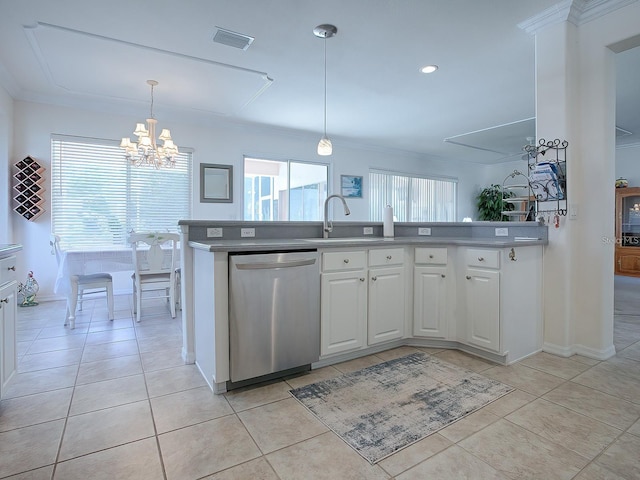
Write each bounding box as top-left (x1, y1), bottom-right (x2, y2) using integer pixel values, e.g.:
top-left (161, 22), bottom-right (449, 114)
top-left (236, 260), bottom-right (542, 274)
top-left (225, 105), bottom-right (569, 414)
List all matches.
top-left (323, 37), bottom-right (327, 136)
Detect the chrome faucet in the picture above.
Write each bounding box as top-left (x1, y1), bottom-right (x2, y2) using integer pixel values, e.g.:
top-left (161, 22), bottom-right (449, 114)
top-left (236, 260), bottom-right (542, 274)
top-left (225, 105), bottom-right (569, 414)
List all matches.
top-left (323, 194), bottom-right (351, 238)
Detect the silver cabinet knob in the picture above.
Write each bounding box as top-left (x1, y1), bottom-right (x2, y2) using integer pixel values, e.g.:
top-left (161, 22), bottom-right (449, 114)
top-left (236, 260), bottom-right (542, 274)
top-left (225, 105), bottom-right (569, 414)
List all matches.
top-left (371, 276), bottom-right (377, 281)
top-left (429, 254), bottom-right (434, 259)
top-left (466, 275), bottom-right (472, 280)
top-left (359, 277), bottom-right (365, 282)
top-left (386, 255), bottom-right (392, 260)
top-left (343, 258), bottom-right (349, 264)
top-left (441, 274), bottom-right (446, 278)
top-left (478, 257), bottom-right (484, 262)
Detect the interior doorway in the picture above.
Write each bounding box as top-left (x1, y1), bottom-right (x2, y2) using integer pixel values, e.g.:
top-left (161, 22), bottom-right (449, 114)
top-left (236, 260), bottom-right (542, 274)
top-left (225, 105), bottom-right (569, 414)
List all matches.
top-left (613, 43), bottom-right (640, 353)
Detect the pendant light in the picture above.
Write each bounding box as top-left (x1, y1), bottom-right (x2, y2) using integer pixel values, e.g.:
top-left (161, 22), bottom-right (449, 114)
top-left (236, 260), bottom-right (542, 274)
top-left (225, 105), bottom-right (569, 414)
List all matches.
top-left (313, 24), bottom-right (337, 156)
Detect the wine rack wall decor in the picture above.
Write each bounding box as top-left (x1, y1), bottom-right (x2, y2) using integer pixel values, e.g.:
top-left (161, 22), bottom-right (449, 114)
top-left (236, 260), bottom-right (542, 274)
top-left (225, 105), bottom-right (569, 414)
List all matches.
top-left (13, 156), bottom-right (45, 221)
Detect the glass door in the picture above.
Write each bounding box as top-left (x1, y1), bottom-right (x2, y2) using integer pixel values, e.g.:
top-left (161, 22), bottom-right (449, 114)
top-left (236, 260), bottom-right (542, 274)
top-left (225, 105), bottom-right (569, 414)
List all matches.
top-left (621, 193), bottom-right (640, 246)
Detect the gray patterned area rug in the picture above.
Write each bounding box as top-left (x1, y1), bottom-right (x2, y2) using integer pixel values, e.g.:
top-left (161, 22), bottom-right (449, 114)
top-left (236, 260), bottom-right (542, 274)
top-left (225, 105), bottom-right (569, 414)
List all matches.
top-left (290, 352), bottom-right (513, 464)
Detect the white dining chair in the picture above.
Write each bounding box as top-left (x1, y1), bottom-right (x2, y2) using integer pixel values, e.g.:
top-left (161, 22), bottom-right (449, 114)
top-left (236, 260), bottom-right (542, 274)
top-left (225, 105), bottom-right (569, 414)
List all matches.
top-left (129, 232), bottom-right (179, 323)
top-left (50, 234), bottom-right (114, 327)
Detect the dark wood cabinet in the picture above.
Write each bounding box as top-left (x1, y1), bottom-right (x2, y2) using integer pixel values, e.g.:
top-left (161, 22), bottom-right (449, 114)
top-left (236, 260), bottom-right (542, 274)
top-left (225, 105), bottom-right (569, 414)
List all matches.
top-left (615, 187), bottom-right (640, 277)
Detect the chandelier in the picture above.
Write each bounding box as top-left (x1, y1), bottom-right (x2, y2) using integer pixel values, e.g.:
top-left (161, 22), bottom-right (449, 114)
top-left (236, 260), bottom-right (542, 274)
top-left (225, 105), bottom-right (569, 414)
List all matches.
top-left (313, 24), bottom-right (337, 156)
top-left (120, 80), bottom-right (179, 168)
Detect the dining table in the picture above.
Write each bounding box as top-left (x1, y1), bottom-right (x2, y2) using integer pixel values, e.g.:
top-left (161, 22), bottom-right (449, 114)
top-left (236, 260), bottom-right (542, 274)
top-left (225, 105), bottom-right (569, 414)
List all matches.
top-left (54, 245), bottom-right (178, 327)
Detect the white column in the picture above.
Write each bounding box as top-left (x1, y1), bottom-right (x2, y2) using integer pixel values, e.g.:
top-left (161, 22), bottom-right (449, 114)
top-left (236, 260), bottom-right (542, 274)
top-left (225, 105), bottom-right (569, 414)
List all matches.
top-left (526, 0), bottom-right (640, 359)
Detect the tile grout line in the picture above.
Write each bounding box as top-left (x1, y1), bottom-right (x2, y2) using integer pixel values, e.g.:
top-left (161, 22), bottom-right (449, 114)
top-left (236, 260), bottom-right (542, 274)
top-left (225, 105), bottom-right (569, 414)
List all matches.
top-left (136, 324), bottom-right (170, 480)
top-left (50, 301), bottom-right (93, 479)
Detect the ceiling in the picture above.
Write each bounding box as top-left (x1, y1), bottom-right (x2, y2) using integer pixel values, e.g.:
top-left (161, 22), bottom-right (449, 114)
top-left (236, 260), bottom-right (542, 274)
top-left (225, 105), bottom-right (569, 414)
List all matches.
top-left (0, 0), bottom-right (637, 164)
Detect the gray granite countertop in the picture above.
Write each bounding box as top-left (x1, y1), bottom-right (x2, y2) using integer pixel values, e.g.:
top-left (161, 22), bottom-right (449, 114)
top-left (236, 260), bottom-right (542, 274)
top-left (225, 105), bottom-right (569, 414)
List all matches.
top-left (0, 244), bottom-right (22, 258)
top-left (189, 236), bottom-right (546, 253)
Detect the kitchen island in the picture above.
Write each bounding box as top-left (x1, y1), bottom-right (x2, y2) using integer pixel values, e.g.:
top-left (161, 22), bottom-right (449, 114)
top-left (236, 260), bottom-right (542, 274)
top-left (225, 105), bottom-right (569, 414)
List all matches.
top-left (178, 221), bottom-right (547, 393)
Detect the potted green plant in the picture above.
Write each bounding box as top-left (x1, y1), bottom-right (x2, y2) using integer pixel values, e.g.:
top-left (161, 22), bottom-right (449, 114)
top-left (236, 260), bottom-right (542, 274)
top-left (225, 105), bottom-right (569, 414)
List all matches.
top-left (476, 184), bottom-right (514, 221)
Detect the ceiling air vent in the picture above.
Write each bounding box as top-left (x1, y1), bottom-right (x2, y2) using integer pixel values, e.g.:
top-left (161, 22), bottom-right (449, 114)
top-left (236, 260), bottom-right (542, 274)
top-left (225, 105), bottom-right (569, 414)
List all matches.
top-left (213, 27), bottom-right (254, 50)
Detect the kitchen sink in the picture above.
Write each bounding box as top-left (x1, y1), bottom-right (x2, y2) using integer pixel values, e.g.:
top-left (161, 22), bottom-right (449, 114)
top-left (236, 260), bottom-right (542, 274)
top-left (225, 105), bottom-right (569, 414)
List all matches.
top-left (303, 237), bottom-right (382, 243)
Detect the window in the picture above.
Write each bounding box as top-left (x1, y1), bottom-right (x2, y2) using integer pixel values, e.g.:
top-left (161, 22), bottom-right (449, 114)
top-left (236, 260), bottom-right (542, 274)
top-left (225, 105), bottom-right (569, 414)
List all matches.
top-left (51, 135), bottom-right (192, 248)
top-left (244, 157), bottom-right (328, 221)
top-left (370, 170), bottom-right (456, 222)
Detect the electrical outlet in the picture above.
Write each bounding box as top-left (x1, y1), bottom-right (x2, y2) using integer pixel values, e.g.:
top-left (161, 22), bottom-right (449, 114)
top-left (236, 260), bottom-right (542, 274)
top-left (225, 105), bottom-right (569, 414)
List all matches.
top-left (418, 227), bottom-right (431, 236)
top-left (495, 227), bottom-right (509, 237)
top-left (363, 227), bottom-right (373, 235)
top-left (240, 228), bottom-right (255, 238)
top-left (207, 227), bottom-right (223, 238)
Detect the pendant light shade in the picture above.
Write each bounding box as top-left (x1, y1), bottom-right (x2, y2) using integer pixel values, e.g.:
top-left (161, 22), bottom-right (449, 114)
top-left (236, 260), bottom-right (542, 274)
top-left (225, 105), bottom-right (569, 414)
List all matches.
top-left (314, 24), bottom-right (337, 156)
top-left (318, 135), bottom-right (332, 156)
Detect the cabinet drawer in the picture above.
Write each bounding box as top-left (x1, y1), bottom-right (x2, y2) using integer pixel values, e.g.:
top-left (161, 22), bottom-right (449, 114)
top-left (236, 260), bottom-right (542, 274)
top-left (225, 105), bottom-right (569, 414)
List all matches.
top-left (369, 248), bottom-right (404, 267)
top-left (465, 248), bottom-right (500, 269)
top-left (323, 251), bottom-right (367, 272)
top-left (415, 247), bottom-right (447, 265)
top-left (0, 256), bottom-right (17, 285)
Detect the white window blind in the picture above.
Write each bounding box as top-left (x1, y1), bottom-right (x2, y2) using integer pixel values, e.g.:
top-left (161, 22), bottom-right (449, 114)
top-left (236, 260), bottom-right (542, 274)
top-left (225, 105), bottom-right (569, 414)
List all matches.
top-left (370, 170), bottom-right (457, 222)
top-left (51, 135), bottom-right (192, 249)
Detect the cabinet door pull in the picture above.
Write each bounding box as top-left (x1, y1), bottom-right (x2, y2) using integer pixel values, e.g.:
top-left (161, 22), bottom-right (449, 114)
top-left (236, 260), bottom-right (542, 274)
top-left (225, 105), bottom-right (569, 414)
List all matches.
top-left (477, 257), bottom-right (484, 262)
top-left (0, 297), bottom-right (8, 303)
top-left (371, 276), bottom-right (377, 281)
top-left (386, 255), bottom-right (392, 260)
top-left (466, 275), bottom-right (472, 280)
top-left (429, 254), bottom-right (434, 259)
top-left (441, 274), bottom-right (446, 278)
top-left (359, 277), bottom-right (365, 282)
top-left (8, 265), bottom-right (15, 271)
top-left (343, 258), bottom-right (350, 264)
top-left (509, 248), bottom-right (517, 262)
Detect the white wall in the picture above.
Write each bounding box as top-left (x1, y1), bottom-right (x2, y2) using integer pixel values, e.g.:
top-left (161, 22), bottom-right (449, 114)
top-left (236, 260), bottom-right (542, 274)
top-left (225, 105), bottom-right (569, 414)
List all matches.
top-left (0, 83), bottom-right (13, 244)
top-left (10, 100), bottom-right (485, 298)
top-left (616, 144), bottom-right (640, 186)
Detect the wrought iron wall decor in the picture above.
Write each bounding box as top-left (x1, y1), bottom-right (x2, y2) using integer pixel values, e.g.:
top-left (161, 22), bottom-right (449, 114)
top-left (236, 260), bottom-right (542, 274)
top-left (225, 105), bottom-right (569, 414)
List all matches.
top-left (502, 138), bottom-right (568, 224)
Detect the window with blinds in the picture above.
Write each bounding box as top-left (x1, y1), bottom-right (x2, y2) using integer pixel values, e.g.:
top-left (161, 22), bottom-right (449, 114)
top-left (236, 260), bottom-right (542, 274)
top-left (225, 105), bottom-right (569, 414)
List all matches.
top-left (51, 135), bottom-right (192, 249)
top-left (370, 170), bottom-right (457, 222)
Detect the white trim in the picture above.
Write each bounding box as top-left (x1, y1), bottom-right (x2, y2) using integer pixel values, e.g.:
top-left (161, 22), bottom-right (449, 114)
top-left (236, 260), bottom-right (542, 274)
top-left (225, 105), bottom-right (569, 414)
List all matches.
top-left (518, 0), bottom-right (637, 35)
top-left (573, 343), bottom-right (616, 360)
top-left (542, 341), bottom-right (576, 357)
top-left (543, 340), bottom-right (616, 360)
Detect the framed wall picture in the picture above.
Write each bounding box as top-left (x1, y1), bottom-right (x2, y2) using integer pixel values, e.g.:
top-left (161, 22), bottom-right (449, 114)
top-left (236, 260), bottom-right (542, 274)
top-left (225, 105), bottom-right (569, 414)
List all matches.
top-left (200, 163), bottom-right (233, 203)
top-left (341, 175), bottom-right (363, 198)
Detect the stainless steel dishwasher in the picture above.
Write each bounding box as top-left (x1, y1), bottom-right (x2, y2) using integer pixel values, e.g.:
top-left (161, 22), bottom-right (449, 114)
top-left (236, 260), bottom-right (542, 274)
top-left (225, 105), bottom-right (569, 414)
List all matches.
top-left (229, 250), bottom-right (320, 387)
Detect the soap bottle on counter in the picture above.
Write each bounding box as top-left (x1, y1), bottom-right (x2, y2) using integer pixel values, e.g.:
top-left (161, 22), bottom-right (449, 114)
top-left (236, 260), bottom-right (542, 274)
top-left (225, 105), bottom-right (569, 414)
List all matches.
top-left (383, 205), bottom-right (394, 237)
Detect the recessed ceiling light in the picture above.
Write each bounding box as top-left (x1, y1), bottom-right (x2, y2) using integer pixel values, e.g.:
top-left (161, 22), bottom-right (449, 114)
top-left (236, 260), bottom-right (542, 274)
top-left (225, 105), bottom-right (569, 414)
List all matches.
top-left (420, 65), bottom-right (438, 74)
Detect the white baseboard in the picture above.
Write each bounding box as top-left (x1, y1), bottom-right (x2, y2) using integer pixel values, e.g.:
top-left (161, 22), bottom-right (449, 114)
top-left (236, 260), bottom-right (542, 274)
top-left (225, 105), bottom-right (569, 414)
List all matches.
top-left (543, 341), bottom-right (616, 360)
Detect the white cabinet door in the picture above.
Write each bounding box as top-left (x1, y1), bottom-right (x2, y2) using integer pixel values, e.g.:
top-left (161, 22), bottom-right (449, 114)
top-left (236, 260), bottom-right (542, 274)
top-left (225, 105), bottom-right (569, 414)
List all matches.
top-left (413, 265), bottom-right (448, 338)
top-left (464, 268), bottom-right (500, 352)
top-left (368, 266), bottom-right (405, 345)
top-left (0, 281), bottom-right (17, 397)
top-left (321, 270), bottom-right (367, 356)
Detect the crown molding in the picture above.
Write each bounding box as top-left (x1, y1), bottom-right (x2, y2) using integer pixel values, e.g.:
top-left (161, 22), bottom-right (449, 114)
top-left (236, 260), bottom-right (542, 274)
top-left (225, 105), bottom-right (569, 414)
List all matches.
top-left (518, 0), bottom-right (637, 35)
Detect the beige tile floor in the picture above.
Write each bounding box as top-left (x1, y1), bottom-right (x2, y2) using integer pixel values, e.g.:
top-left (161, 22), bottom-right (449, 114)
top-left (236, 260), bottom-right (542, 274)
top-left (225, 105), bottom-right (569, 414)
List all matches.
top-left (1, 286), bottom-right (640, 480)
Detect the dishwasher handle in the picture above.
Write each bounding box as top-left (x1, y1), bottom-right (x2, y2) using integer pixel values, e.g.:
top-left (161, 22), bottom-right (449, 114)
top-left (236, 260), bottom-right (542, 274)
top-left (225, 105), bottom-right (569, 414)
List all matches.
top-left (234, 258), bottom-right (317, 270)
